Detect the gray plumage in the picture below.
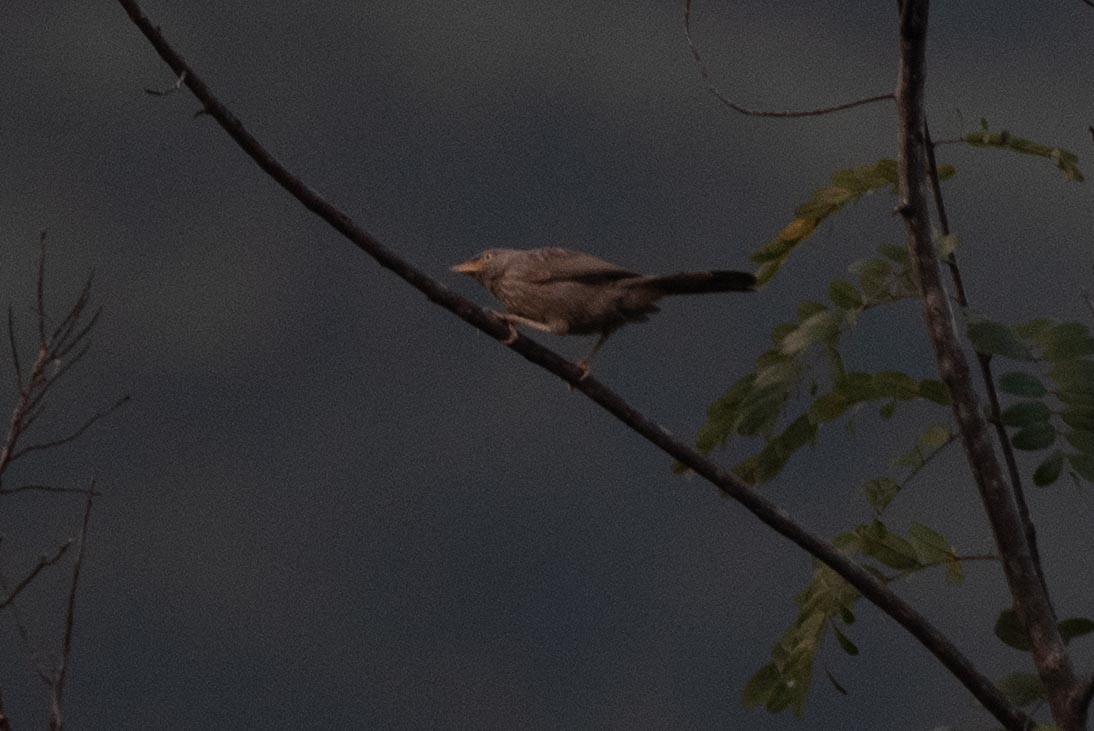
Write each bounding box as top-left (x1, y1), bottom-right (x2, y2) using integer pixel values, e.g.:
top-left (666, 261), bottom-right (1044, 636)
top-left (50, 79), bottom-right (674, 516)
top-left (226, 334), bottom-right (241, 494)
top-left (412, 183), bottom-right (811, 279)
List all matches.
top-left (451, 247), bottom-right (755, 358)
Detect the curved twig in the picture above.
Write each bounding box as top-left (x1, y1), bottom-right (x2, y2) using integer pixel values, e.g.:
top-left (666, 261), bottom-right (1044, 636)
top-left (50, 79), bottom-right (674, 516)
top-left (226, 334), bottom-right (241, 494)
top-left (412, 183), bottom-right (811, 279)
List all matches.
top-left (11, 395), bottom-right (130, 463)
top-left (683, 0), bottom-right (894, 118)
top-left (115, 0), bottom-right (1026, 726)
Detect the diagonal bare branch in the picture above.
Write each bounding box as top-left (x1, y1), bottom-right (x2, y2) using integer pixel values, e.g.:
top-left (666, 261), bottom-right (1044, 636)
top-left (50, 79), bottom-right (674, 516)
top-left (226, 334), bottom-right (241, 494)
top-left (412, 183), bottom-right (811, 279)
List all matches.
top-left (49, 483), bottom-right (95, 731)
top-left (0, 540), bottom-right (74, 611)
top-left (114, 1), bottom-right (1028, 725)
top-left (683, 0), bottom-right (894, 118)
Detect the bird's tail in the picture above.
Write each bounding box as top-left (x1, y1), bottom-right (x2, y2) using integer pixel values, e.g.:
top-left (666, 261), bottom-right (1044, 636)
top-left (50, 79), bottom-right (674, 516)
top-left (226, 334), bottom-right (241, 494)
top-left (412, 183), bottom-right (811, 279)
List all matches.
top-left (639, 270), bottom-right (757, 295)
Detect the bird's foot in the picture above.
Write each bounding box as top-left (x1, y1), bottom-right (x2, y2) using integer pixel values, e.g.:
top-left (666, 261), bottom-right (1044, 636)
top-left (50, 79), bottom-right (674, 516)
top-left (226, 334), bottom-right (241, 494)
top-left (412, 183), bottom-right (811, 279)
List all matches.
top-left (576, 359), bottom-right (593, 382)
top-left (491, 312), bottom-right (520, 344)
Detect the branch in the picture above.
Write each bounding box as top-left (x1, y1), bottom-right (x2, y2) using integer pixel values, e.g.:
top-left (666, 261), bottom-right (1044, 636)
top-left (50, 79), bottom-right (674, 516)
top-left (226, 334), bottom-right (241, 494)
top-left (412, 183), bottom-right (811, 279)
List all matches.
top-left (0, 689), bottom-right (11, 731)
top-left (10, 395), bottom-right (130, 462)
top-left (0, 484), bottom-right (101, 497)
top-left (36, 231), bottom-right (48, 348)
top-left (683, 0), bottom-right (894, 118)
top-left (0, 540), bottom-right (73, 611)
top-left (115, 0), bottom-right (1026, 726)
top-left (49, 483), bottom-right (94, 731)
top-left (895, 2), bottom-right (1079, 728)
top-left (6, 307), bottom-right (23, 391)
top-left (923, 122), bottom-right (1049, 598)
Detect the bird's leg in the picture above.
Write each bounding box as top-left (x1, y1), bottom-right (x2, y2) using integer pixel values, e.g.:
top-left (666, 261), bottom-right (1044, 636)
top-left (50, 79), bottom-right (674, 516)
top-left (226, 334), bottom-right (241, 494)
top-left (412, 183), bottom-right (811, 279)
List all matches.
top-left (576, 331), bottom-right (612, 381)
top-left (490, 311), bottom-right (550, 344)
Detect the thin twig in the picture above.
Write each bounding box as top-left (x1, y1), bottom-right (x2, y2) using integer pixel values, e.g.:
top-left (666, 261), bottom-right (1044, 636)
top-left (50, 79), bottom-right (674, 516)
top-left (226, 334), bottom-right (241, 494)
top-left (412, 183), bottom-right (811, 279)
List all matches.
top-left (115, 1), bottom-right (1027, 725)
top-left (0, 483), bottom-right (101, 496)
top-left (6, 307), bottom-right (23, 391)
top-left (0, 556), bottom-right (56, 684)
top-left (683, 0), bottom-right (894, 118)
top-left (0, 540), bottom-right (74, 611)
top-left (11, 395), bottom-right (130, 463)
top-left (49, 482), bottom-right (95, 731)
top-left (36, 232), bottom-right (48, 348)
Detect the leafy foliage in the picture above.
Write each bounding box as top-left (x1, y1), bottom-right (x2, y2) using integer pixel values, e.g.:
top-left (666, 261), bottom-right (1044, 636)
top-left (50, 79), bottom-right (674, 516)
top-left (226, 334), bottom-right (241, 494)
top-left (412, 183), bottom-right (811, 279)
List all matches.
top-left (994, 609), bottom-right (1094, 652)
top-left (745, 521), bottom-right (964, 715)
top-left (995, 672), bottom-right (1046, 709)
top-left (964, 122), bottom-right (1085, 182)
top-left (967, 316), bottom-right (1094, 486)
top-left (698, 242), bottom-right (947, 486)
top-left (749, 160), bottom-right (954, 285)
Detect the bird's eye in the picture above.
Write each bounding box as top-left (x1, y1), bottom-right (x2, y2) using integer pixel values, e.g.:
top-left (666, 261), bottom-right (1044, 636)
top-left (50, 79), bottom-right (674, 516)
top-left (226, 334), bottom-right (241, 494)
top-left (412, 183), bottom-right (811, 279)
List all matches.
top-left (482, 252), bottom-right (493, 261)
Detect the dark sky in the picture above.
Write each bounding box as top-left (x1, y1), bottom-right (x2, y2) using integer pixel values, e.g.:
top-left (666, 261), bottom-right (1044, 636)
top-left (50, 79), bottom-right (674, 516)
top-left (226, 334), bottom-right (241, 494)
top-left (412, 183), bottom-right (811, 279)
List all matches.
top-left (3, 2), bottom-right (1094, 729)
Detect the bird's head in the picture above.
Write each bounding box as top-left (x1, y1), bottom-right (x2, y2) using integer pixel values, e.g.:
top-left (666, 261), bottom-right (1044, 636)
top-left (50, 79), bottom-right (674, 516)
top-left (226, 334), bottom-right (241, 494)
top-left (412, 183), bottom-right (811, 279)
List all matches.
top-left (450, 249), bottom-right (515, 284)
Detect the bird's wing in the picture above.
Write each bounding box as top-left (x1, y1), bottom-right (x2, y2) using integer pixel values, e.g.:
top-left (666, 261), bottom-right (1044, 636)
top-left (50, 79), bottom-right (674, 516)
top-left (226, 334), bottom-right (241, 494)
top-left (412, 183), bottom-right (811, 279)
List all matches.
top-left (522, 247), bottom-right (639, 284)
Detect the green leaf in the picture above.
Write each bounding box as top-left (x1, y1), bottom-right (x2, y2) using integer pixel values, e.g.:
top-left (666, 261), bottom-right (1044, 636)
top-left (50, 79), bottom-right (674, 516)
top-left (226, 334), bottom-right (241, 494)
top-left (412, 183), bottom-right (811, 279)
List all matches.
top-left (864, 477), bottom-right (900, 513)
top-left (917, 379), bottom-right (951, 405)
top-left (964, 128), bottom-right (1085, 182)
top-left (797, 300), bottom-right (829, 321)
top-left (745, 561), bottom-right (861, 717)
top-left (828, 279), bottom-right (863, 310)
top-left (857, 258), bottom-right (895, 302)
top-left (1050, 359), bottom-right (1094, 391)
top-left (733, 416), bottom-right (818, 485)
top-left (872, 371), bottom-right (921, 399)
top-left (907, 522), bottom-right (952, 565)
top-left (917, 424), bottom-right (952, 451)
top-left (809, 391), bottom-right (853, 423)
top-left (1040, 322), bottom-right (1094, 360)
top-left (1000, 401), bottom-right (1052, 427)
top-left (994, 608), bottom-right (1031, 651)
top-left (1033, 451), bottom-right (1065, 487)
top-left (833, 626), bottom-right (859, 656)
top-left (938, 233), bottom-right (959, 258)
top-left (1058, 617), bottom-right (1094, 645)
top-left (967, 320), bottom-right (1034, 360)
top-left (742, 663), bottom-right (783, 708)
top-left (751, 161), bottom-right (905, 285)
top-left (856, 520), bottom-right (921, 570)
top-left (1061, 407), bottom-right (1094, 432)
top-left (1011, 422), bottom-right (1057, 451)
top-left (878, 243), bottom-right (908, 264)
top-left (996, 672), bottom-right (1046, 708)
top-left (999, 371), bottom-right (1048, 397)
top-left (1065, 430), bottom-right (1094, 455)
top-left (1067, 453), bottom-right (1094, 482)
top-left (944, 556), bottom-right (964, 585)
top-left (779, 310), bottom-right (840, 356)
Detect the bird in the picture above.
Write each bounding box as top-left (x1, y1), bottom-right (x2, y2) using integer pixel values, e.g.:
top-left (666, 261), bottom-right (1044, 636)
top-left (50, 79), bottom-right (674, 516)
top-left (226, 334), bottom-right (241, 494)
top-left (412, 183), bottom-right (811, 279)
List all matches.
top-left (451, 247), bottom-right (756, 366)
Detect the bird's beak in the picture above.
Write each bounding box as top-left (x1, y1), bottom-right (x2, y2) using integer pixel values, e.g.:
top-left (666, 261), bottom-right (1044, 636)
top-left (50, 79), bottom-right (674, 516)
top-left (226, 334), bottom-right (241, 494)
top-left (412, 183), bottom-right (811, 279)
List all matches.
top-left (451, 258), bottom-right (484, 274)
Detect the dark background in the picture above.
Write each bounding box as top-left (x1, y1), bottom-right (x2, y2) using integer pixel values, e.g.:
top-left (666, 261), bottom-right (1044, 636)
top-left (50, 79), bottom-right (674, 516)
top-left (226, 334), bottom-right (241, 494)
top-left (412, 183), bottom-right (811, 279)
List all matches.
top-left (2, 2), bottom-right (1094, 728)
